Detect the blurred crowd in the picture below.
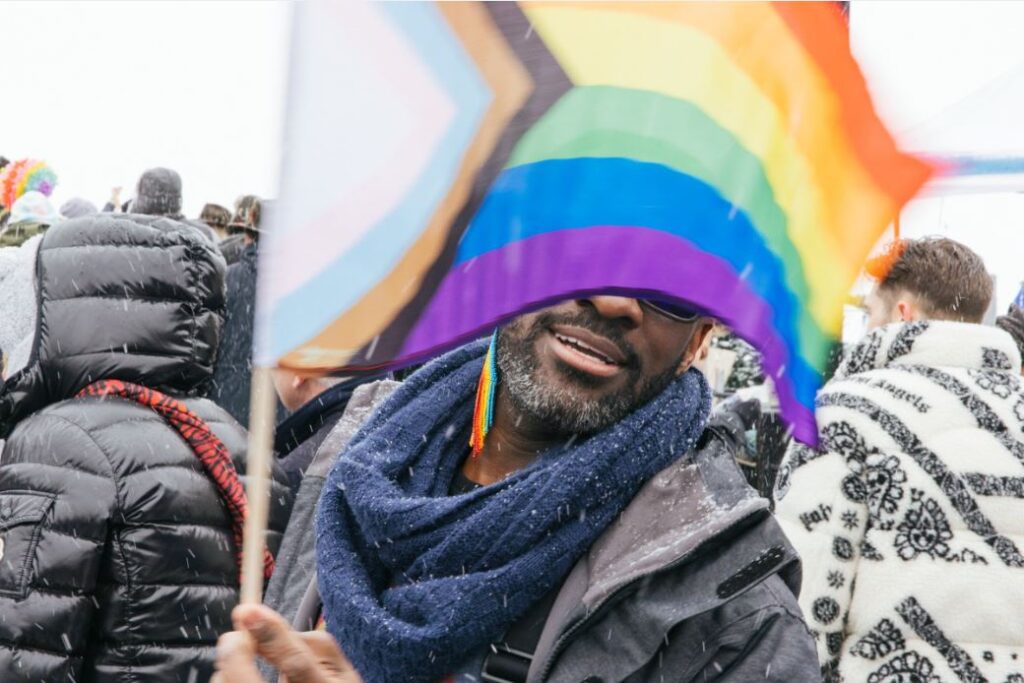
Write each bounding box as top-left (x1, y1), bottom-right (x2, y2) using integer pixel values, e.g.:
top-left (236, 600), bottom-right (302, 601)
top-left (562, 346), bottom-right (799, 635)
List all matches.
top-left (1, 155), bottom-right (1024, 683)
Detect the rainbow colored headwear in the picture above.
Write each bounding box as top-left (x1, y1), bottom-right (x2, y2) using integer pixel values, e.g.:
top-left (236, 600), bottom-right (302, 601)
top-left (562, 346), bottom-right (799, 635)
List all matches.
top-left (0, 159), bottom-right (58, 210)
top-left (469, 331), bottom-right (499, 456)
top-left (259, 2), bottom-right (936, 446)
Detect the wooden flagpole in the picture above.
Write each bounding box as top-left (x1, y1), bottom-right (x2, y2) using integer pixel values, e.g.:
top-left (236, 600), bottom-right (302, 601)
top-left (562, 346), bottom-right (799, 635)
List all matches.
top-left (240, 365), bottom-right (277, 604)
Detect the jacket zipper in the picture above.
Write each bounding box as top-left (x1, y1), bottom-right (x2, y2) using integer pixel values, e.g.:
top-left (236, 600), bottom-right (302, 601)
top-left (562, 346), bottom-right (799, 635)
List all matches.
top-left (535, 508), bottom-right (768, 682)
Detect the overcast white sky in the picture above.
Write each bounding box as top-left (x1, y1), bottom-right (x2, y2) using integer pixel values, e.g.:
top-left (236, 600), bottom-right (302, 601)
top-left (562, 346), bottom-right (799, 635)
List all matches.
top-left (2, 1), bottom-right (1023, 306)
top-left (1, 1), bottom-right (289, 216)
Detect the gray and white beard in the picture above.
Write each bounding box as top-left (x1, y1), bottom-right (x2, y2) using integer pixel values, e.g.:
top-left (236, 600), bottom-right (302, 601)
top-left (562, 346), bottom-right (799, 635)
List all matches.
top-left (495, 314), bottom-right (684, 437)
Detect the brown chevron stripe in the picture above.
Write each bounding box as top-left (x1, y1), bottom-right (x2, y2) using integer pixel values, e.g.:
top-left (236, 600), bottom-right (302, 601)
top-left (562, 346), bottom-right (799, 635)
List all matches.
top-left (340, 2), bottom-right (575, 370)
top-left (281, 3), bottom-right (534, 371)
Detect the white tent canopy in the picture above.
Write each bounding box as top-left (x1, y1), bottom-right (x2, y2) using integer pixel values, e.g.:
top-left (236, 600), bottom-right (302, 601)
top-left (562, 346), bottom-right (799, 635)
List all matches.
top-left (853, 1), bottom-right (1024, 194)
top-left (851, 1), bottom-right (1024, 314)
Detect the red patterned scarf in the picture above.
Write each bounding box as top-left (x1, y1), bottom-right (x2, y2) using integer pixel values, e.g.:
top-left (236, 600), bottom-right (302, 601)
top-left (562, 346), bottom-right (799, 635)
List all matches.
top-left (77, 380), bottom-right (274, 580)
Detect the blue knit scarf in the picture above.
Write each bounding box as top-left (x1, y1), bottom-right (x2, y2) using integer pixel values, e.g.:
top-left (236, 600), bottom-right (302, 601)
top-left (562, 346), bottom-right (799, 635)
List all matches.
top-left (315, 339), bottom-right (711, 683)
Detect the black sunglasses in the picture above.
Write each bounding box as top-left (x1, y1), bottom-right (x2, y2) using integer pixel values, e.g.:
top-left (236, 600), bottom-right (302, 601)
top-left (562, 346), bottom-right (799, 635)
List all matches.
top-left (639, 298), bottom-right (702, 323)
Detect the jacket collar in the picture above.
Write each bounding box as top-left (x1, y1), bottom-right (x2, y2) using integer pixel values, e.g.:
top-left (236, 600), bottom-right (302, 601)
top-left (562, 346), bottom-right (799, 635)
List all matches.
top-left (527, 427), bottom-right (799, 682)
top-left (273, 373), bottom-right (386, 454)
top-left (836, 320), bottom-right (1022, 381)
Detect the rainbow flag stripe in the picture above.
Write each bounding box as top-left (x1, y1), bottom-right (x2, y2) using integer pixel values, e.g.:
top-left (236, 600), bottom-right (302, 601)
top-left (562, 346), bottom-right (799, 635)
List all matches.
top-left (469, 331), bottom-right (499, 456)
top-left (260, 2), bottom-right (934, 445)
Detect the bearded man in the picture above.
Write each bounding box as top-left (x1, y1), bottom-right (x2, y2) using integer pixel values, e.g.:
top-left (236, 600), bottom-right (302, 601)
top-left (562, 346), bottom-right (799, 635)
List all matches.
top-left (215, 296), bottom-right (818, 683)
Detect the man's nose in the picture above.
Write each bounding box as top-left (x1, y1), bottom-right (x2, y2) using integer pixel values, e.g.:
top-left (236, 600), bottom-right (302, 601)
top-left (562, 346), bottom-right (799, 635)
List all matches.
top-left (581, 296), bottom-right (645, 327)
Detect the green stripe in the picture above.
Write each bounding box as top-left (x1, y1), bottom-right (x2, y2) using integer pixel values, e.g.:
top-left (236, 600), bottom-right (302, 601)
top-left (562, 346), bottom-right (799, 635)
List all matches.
top-left (507, 85), bottom-right (830, 361)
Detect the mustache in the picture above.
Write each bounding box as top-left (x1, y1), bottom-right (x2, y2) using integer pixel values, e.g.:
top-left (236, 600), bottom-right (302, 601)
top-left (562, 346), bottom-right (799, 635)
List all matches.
top-left (530, 309), bottom-right (641, 370)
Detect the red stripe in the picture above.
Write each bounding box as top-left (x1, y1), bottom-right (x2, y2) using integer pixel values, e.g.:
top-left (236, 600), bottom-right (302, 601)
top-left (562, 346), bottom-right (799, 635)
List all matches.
top-left (771, 2), bottom-right (937, 202)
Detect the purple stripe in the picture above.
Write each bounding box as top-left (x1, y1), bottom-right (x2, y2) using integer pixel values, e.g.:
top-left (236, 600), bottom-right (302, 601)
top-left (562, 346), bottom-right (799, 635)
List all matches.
top-left (400, 227), bottom-right (819, 445)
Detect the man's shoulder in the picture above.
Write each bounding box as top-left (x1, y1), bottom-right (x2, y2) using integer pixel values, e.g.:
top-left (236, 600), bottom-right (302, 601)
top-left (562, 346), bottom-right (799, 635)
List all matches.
top-left (302, 378), bottom-right (402, 478)
top-left (3, 397), bottom-right (162, 477)
top-left (817, 362), bottom-right (950, 417)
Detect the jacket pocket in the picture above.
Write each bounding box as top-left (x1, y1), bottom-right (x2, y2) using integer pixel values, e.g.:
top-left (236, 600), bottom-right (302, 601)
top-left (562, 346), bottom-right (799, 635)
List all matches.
top-left (0, 490), bottom-right (56, 599)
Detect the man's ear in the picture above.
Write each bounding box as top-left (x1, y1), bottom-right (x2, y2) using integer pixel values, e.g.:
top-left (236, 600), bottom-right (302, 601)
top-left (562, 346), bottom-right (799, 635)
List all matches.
top-left (677, 320), bottom-right (716, 375)
top-left (896, 299), bottom-right (918, 323)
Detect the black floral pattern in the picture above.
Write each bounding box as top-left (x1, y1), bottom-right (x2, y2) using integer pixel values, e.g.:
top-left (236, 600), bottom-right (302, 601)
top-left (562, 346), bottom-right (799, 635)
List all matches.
top-left (842, 510), bottom-right (860, 530)
top-left (843, 473), bottom-right (868, 504)
top-left (834, 537), bottom-right (856, 561)
top-left (971, 368), bottom-right (1016, 400)
top-left (818, 391), bottom-right (1024, 567)
top-left (827, 570), bottom-right (846, 589)
top-left (827, 631), bottom-right (844, 657)
top-left (824, 421), bottom-right (870, 463)
top-left (841, 329), bottom-right (884, 377)
top-left (861, 539), bottom-right (885, 561)
top-left (887, 321), bottom-right (929, 363)
top-left (867, 651), bottom-right (941, 683)
top-left (895, 490), bottom-right (953, 561)
top-left (813, 597), bottom-right (841, 625)
top-left (983, 347), bottom-right (1015, 371)
top-left (863, 455), bottom-right (908, 515)
top-left (850, 619), bottom-right (906, 660)
top-left (842, 452), bottom-right (906, 530)
top-left (896, 596), bottom-right (986, 681)
top-left (949, 548), bottom-right (989, 565)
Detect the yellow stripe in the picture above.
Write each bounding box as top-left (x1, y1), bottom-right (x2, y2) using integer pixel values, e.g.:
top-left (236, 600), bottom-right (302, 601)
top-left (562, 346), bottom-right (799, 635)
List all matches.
top-left (522, 4), bottom-right (897, 333)
top-left (15, 161), bottom-right (46, 199)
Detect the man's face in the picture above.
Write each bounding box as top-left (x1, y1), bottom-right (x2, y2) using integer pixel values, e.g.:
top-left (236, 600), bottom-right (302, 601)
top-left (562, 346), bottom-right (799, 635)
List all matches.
top-left (864, 288), bottom-right (898, 331)
top-left (496, 297), bottom-right (710, 436)
top-left (272, 369), bottom-right (305, 413)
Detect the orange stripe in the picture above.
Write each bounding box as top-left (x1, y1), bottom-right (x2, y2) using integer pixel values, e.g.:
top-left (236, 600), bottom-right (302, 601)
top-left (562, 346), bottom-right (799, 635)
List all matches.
top-left (771, 2), bottom-right (937, 202)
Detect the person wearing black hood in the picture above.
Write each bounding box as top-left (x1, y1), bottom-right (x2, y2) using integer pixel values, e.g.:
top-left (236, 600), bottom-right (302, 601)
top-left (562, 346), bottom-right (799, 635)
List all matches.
top-left (132, 166), bottom-right (218, 243)
top-left (208, 198), bottom-right (288, 426)
top-left (0, 214), bottom-right (293, 682)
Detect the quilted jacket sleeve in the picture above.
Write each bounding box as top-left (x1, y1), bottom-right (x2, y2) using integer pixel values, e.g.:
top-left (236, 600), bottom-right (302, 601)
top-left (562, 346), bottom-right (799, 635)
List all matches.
top-left (775, 433), bottom-right (869, 680)
top-left (0, 412), bottom-right (116, 681)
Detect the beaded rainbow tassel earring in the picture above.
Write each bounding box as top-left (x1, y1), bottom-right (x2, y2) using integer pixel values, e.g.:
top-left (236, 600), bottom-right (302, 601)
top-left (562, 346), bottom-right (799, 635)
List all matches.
top-left (469, 330), bottom-right (499, 457)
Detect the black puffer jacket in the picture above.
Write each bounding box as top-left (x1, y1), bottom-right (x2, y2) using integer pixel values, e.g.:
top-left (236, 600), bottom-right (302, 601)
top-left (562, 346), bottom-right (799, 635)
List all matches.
top-left (0, 215), bottom-right (293, 682)
top-left (208, 243), bottom-right (285, 426)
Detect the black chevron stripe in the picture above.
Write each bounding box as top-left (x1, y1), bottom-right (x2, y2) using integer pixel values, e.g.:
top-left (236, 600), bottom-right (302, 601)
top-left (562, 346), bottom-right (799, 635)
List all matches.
top-left (890, 364), bottom-right (1024, 469)
top-left (886, 321), bottom-right (929, 364)
top-left (896, 597), bottom-right (986, 683)
top-left (354, 3), bottom-right (574, 367)
top-left (964, 473), bottom-right (1024, 499)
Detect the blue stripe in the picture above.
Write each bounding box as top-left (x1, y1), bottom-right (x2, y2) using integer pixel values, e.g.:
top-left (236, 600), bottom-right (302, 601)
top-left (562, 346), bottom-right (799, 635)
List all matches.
top-left (946, 155), bottom-right (1024, 177)
top-left (268, 3), bottom-right (491, 360)
top-left (456, 157), bottom-right (821, 408)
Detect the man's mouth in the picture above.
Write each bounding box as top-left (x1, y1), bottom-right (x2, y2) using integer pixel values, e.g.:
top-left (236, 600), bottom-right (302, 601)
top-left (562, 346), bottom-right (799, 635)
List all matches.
top-left (547, 325), bottom-right (628, 378)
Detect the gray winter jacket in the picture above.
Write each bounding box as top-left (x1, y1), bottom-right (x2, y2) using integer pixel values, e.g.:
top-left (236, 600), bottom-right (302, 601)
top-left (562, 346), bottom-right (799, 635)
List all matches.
top-left (264, 383), bottom-right (819, 682)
